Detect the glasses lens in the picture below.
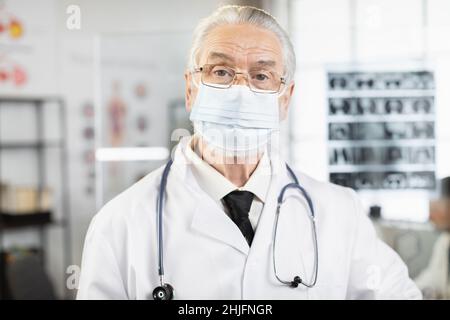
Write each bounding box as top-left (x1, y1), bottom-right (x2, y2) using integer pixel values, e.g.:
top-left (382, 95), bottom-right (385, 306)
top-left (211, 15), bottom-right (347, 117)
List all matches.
top-left (202, 65), bottom-right (235, 88)
top-left (249, 69), bottom-right (280, 93)
top-left (200, 64), bottom-right (283, 93)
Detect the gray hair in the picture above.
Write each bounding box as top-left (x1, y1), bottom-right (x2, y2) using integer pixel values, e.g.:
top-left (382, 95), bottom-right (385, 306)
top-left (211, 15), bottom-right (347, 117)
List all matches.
top-left (188, 5), bottom-right (296, 84)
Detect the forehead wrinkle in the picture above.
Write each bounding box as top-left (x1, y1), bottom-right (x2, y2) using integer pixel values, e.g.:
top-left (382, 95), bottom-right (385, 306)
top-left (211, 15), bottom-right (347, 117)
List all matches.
top-left (201, 43), bottom-right (281, 68)
top-left (196, 23), bottom-right (286, 72)
top-left (208, 51), bottom-right (235, 63)
top-left (206, 40), bottom-right (281, 55)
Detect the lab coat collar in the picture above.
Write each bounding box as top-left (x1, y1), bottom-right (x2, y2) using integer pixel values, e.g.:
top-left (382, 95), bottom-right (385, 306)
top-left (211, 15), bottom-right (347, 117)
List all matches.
top-left (170, 136), bottom-right (288, 186)
top-left (171, 137), bottom-right (249, 255)
top-left (184, 135), bottom-right (271, 203)
top-left (170, 136), bottom-right (289, 256)
top-left (239, 151), bottom-right (271, 203)
top-left (184, 138), bottom-right (237, 201)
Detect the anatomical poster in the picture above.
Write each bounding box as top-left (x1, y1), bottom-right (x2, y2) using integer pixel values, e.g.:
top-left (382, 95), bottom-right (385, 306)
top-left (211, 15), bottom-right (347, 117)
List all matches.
top-left (0, 0), bottom-right (57, 95)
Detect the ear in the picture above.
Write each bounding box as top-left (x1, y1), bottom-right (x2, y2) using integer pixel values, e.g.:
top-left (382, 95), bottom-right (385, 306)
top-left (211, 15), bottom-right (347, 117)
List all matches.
top-left (278, 81), bottom-right (295, 121)
top-left (184, 71), bottom-right (194, 112)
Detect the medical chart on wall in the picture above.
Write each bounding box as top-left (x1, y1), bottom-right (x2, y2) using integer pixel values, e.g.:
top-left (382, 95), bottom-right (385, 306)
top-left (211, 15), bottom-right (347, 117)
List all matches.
top-left (327, 71), bottom-right (436, 191)
top-left (0, 0), bottom-right (56, 95)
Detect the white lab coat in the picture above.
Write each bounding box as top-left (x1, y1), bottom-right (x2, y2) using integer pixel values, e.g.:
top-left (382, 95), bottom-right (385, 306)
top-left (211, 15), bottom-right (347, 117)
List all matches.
top-left (77, 137), bottom-right (421, 300)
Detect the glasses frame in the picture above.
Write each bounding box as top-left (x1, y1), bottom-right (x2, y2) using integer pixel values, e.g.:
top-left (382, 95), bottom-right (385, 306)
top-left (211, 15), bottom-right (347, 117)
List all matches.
top-left (193, 64), bottom-right (286, 94)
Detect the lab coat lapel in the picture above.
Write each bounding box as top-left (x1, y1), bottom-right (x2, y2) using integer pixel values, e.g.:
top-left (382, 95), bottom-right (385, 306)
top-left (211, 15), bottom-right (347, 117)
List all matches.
top-left (246, 156), bottom-right (282, 252)
top-left (190, 198), bottom-right (250, 255)
top-left (246, 151), bottom-right (290, 257)
top-left (171, 137), bottom-right (249, 255)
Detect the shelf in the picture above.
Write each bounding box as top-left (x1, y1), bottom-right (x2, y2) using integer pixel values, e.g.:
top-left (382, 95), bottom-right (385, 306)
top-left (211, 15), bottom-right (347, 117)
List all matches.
top-left (0, 96), bottom-right (71, 298)
top-left (0, 141), bottom-right (63, 150)
top-left (0, 211), bottom-right (52, 230)
top-left (0, 96), bottom-right (63, 104)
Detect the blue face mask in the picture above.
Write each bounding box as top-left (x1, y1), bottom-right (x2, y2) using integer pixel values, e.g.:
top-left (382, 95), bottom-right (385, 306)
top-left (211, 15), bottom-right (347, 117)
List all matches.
top-left (189, 83), bottom-right (280, 155)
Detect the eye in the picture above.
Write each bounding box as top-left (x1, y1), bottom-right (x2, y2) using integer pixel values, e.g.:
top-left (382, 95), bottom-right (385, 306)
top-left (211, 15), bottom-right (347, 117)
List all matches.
top-left (213, 68), bottom-right (232, 77)
top-left (255, 73), bottom-right (269, 81)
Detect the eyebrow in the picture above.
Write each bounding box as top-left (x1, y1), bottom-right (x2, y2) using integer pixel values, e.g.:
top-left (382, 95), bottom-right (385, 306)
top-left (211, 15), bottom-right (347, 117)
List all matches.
top-left (208, 52), bottom-right (235, 63)
top-left (253, 60), bottom-right (277, 67)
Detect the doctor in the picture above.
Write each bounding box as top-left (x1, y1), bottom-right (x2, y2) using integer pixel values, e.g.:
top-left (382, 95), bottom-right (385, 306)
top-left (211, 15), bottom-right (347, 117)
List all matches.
top-left (77, 5), bottom-right (421, 300)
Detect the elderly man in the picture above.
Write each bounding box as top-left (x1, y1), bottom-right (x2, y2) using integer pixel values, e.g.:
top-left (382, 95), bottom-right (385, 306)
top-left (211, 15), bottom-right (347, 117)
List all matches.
top-left (77, 5), bottom-right (421, 300)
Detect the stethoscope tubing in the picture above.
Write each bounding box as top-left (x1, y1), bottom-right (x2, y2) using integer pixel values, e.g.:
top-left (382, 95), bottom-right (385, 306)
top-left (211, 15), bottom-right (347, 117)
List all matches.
top-left (273, 165), bottom-right (318, 288)
top-left (157, 158), bottom-right (173, 284)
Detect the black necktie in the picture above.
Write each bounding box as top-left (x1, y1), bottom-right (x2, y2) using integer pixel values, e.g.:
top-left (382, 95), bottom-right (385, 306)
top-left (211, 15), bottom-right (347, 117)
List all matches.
top-left (222, 190), bottom-right (255, 246)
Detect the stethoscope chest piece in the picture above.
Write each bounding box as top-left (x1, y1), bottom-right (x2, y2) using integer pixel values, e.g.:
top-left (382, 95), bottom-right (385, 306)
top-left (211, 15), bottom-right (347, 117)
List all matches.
top-left (153, 283), bottom-right (174, 300)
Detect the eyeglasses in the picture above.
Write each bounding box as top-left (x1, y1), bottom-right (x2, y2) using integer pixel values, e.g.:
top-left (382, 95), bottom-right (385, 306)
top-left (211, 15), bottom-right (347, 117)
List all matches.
top-left (193, 64), bottom-right (286, 94)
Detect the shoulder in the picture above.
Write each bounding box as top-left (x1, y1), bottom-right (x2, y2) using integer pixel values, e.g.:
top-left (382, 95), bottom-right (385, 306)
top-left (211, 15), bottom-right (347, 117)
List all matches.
top-left (291, 170), bottom-right (363, 226)
top-left (87, 164), bottom-right (166, 238)
top-left (290, 170), bottom-right (373, 253)
top-left (294, 170), bottom-right (358, 206)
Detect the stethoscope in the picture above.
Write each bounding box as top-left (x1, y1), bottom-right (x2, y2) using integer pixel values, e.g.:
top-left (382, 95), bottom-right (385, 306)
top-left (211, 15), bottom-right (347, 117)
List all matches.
top-left (152, 158), bottom-right (318, 300)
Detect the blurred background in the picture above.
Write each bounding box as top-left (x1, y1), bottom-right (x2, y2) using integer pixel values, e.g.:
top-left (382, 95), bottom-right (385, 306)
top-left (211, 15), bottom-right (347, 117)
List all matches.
top-left (0, 0), bottom-right (449, 299)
